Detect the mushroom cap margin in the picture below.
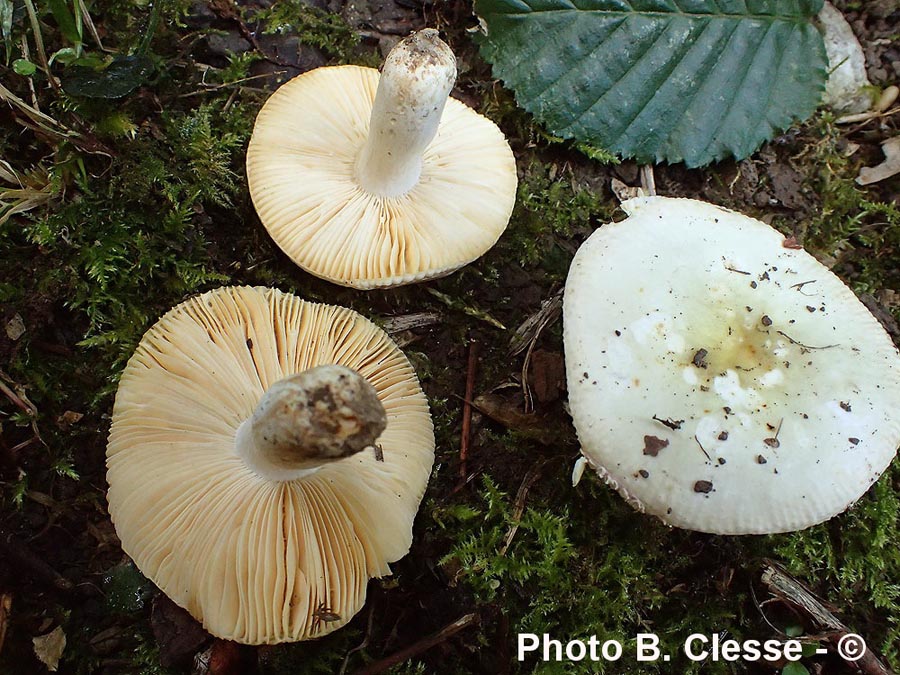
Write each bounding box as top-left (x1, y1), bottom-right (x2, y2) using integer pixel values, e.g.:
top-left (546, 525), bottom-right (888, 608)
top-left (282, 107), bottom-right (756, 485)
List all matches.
top-left (107, 286), bottom-right (435, 643)
top-left (246, 65), bottom-right (518, 289)
top-left (564, 196), bottom-right (900, 534)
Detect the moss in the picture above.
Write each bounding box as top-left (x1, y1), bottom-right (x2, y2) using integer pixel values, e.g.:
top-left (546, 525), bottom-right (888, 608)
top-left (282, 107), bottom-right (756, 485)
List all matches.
top-left (796, 113), bottom-right (900, 304)
top-left (762, 464), bottom-right (900, 666)
top-left (440, 458), bottom-right (900, 673)
top-left (439, 472), bottom-right (753, 673)
top-left (500, 161), bottom-right (614, 276)
top-left (252, 1), bottom-right (368, 63)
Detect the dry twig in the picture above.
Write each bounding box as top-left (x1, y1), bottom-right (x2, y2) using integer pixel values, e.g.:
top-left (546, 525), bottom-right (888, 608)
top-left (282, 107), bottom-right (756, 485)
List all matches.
top-left (499, 461), bottom-right (544, 556)
top-left (355, 613), bottom-right (478, 675)
top-left (761, 561), bottom-right (894, 675)
top-left (639, 164), bottom-right (657, 196)
top-left (459, 341), bottom-right (479, 481)
top-left (0, 593), bottom-right (10, 655)
top-left (0, 529), bottom-right (73, 594)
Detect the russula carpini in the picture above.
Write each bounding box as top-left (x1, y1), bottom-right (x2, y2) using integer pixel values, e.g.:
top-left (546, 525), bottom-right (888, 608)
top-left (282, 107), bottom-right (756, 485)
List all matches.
top-left (246, 28), bottom-right (517, 289)
top-left (107, 286), bottom-right (434, 643)
top-left (564, 197), bottom-right (900, 535)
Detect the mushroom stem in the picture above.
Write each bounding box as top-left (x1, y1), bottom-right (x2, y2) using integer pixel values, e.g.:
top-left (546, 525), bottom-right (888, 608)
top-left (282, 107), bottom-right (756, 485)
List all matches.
top-left (355, 29), bottom-right (457, 197)
top-left (234, 365), bottom-right (387, 481)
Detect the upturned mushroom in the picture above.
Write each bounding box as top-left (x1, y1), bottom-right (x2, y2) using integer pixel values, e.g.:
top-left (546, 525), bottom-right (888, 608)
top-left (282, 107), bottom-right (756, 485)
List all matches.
top-left (107, 286), bottom-right (434, 643)
top-left (565, 197), bottom-right (900, 535)
top-left (246, 29), bottom-right (517, 289)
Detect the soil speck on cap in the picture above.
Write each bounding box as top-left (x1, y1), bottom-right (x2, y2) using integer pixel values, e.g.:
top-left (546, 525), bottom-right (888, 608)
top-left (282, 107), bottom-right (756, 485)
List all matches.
top-left (653, 415), bottom-right (684, 430)
top-left (756, 455), bottom-right (767, 464)
top-left (692, 349), bottom-right (709, 368)
top-left (840, 401), bottom-right (852, 412)
top-left (643, 435), bottom-right (669, 457)
top-left (718, 431), bottom-right (729, 441)
top-left (694, 480), bottom-right (714, 493)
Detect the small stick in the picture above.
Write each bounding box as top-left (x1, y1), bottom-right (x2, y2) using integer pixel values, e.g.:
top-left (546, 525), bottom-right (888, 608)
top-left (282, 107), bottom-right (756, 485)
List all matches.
top-left (499, 462), bottom-right (544, 556)
top-left (355, 613), bottom-right (478, 675)
top-left (339, 604), bottom-right (375, 675)
top-left (77, 0), bottom-right (107, 51)
top-left (175, 72), bottom-right (281, 98)
top-left (761, 561), bottom-right (894, 675)
top-left (639, 165), bottom-right (657, 196)
top-left (0, 379), bottom-right (35, 416)
top-left (19, 36), bottom-right (40, 111)
top-left (459, 341), bottom-right (479, 481)
top-left (835, 105), bottom-right (899, 125)
top-left (776, 331), bottom-right (839, 352)
top-left (0, 592), bottom-right (11, 654)
top-left (694, 435), bottom-right (711, 462)
top-left (21, 0), bottom-right (61, 94)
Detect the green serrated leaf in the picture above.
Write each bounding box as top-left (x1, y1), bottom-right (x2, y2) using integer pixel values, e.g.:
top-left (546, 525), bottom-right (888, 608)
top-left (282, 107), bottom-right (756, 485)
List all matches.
top-left (476, 0), bottom-right (828, 167)
top-left (13, 57), bottom-right (36, 75)
top-left (782, 662), bottom-right (810, 675)
top-left (62, 54), bottom-right (153, 98)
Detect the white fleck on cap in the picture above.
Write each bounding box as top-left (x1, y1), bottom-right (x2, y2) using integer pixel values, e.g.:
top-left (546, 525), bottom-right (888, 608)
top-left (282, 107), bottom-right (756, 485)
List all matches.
top-left (246, 30), bottom-right (517, 289)
top-left (564, 197), bottom-right (900, 534)
top-left (107, 286), bottom-right (434, 643)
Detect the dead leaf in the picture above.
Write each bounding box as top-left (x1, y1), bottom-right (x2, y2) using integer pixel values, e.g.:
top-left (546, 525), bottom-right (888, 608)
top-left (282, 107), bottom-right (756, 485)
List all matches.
top-left (857, 137), bottom-right (900, 185)
top-left (5, 314), bottom-right (25, 341)
top-left (610, 177), bottom-right (645, 203)
top-left (527, 350), bottom-right (566, 404)
top-left (842, 141), bottom-right (860, 157)
top-left (875, 85), bottom-right (899, 113)
top-left (508, 289), bottom-right (562, 358)
top-left (56, 411), bottom-right (84, 430)
top-left (33, 625), bottom-right (66, 672)
top-left (472, 393), bottom-right (565, 446)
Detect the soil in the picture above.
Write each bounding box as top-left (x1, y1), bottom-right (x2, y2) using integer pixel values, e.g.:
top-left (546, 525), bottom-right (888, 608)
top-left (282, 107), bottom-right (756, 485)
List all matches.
top-left (0, 0), bottom-right (898, 673)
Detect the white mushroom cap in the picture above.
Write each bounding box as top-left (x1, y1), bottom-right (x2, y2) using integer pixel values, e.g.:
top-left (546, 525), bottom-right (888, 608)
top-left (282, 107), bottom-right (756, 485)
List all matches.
top-left (246, 29), bottom-right (517, 289)
top-left (564, 197), bottom-right (900, 535)
top-left (107, 286), bottom-right (434, 643)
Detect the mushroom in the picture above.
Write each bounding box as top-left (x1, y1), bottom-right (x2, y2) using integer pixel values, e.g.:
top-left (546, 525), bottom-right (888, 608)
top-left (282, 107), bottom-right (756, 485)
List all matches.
top-left (107, 286), bottom-right (434, 643)
top-left (246, 29), bottom-right (517, 289)
top-left (564, 197), bottom-right (900, 534)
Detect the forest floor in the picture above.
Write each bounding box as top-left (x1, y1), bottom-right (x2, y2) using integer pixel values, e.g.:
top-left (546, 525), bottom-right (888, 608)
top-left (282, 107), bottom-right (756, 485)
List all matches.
top-left (0, 0), bottom-right (898, 673)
